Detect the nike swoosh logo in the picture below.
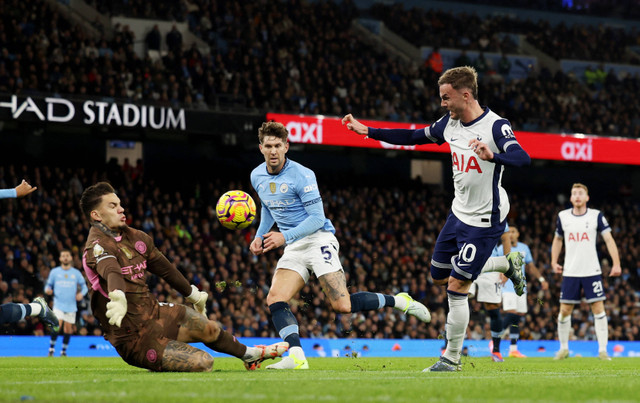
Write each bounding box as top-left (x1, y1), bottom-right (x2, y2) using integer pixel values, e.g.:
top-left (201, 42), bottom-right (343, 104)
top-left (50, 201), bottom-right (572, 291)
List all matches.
top-left (450, 137), bottom-right (458, 142)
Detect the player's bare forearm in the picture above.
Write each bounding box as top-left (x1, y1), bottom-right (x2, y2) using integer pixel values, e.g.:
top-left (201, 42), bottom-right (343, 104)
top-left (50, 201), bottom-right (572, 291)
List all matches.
top-left (162, 341), bottom-right (212, 372)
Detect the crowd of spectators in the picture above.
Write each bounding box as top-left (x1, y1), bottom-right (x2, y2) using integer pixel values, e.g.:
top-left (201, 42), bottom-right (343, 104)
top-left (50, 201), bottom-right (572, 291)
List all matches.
top-left (1, 0), bottom-right (639, 137)
top-left (1, 161), bottom-right (638, 348)
top-left (369, 4), bottom-right (639, 65)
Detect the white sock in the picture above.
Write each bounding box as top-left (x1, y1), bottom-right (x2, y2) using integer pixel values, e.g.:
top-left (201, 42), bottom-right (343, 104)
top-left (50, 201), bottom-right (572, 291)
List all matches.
top-left (558, 314), bottom-right (571, 350)
top-left (443, 293), bottom-right (469, 364)
top-left (242, 346), bottom-right (260, 361)
top-left (594, 312), bottom-right (608, 353)
top-left (29, 303), bottom-right (42, 316)
top-left (509, 343), bottom-right (517, 352)
top-left (393, 295), bottom-right (408, 311)
top-left (289, 346), bottom-right (306, 360)
top-left (480, 256), bottom-right (509, 274)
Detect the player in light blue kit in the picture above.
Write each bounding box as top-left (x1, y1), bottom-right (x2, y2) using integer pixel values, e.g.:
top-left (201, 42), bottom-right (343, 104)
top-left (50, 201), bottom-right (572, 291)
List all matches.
top-left (0, 180), bottom-right (59, 333)
top-left (45, 249), bottom-right (88, 356)
top-left (343, 66), bottom-right (530, 372)
top-left (250, 121), bottom-right (431, 370)
top-left (497, 226), bottom-right (548, 358)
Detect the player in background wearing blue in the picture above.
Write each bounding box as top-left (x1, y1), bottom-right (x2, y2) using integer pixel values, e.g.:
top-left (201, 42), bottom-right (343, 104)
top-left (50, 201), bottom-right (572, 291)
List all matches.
top-left (45, 249), bottom-right (89, 356)
top-left (343, 66), bottom-right (530, 372)
top-left (551, 183), bottom-right (620, 360)
top-left (250, 121), bottom-right (431, 370)
top-left (0, 180), bottom-right (59, 333)
top-left (468, 224), bottom-right (511, 362)
top-left (497, 226), bottom-right (548, 358)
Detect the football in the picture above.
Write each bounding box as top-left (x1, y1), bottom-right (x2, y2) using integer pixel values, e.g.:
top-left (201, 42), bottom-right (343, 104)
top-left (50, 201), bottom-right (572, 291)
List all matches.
top-left (215, 190), bottom-right (257, 230)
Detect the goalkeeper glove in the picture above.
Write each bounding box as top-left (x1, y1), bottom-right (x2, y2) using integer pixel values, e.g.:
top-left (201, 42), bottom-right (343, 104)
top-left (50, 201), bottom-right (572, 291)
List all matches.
top-left (106, 290), bottom-right (127, 327)
top-left (186, 285), bottom-right (208, 316)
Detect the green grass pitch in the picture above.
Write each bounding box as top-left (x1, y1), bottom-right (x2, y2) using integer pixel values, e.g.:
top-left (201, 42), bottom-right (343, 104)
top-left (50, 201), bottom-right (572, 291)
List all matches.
top-left (1, 356), bottom-right (638, 402)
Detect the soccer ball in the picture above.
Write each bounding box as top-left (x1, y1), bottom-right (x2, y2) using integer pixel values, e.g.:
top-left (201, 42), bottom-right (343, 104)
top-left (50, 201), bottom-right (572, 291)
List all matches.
top-left (216, 190), bottom-right (257, 230)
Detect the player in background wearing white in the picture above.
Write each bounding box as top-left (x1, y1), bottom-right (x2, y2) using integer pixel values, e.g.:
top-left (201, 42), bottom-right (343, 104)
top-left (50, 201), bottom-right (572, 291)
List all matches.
top-left (250, 121), bottom-right (431, 370)
top-left (343, 66), bottom-right (530, 372)
top-left (45, 249), bottom-right (89, 356)
top-left (0, 180), bottom-right (59, 333)
top-left (551, 183), bottom-right (621, 360)
top-left (497, 226), bottom-right (548, 358)
top-left (468, 225), bottom-right (511, 362)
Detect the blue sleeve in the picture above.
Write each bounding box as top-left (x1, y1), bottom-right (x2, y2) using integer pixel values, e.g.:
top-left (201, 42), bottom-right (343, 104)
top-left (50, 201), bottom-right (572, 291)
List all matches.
top-left (367, 128), bottom-right (433, 145)
top-left (367, 114), bottom-right (449, 146)
top-left (255, 205), bottom-right (276, 239)
top-left (597, 211), bottom-right (611, 233)
top-left (281, 201), bottom-right (325, 244)
top-left (0, 188), bottom-right (17, 199)
top-left (524, 245), bottom-right (533, 264)
top-left (555, 215), bottom-right (564, 237)
top-left (45, 270), bottom-right (54, 292)
top-left (77, 270), bottom-right (89, 296)
top-left (491, 119), bottom-right (531, 167)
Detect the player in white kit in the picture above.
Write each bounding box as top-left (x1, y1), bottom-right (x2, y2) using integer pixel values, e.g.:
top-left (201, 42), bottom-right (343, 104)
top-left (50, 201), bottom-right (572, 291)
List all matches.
top-left (343, 66), bottom-right (531, 371)
top-left (551, 183), bottom-right (621, 360)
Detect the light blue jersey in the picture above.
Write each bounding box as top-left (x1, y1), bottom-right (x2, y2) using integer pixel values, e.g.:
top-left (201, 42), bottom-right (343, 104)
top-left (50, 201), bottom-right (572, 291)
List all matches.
top-left (497, 242), bottom-right (532, 294)
top-left (45, 267), bottom-right (88, 313)
top-left (490, 223), bottom-right (510, 257)
top-left (251, 159), bottom-right (334, 244)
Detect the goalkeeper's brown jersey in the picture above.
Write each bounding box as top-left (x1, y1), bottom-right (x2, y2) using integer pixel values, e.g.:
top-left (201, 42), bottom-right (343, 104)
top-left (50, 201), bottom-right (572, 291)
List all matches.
top-left (82, 225), bottom-right (191, 345)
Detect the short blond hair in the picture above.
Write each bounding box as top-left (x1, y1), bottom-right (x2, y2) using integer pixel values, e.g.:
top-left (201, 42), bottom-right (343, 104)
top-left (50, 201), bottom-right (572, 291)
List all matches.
top-left (571, 183), bottom-right (589, 194)
top-left (438, 66), bottom-right (479, 100)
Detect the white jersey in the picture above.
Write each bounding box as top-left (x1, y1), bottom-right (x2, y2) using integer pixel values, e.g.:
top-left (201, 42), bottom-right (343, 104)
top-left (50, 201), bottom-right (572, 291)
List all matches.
top-left (424, 108), bottom-right (519, 227)
top-left (555, 208), bottom-right (611, 277)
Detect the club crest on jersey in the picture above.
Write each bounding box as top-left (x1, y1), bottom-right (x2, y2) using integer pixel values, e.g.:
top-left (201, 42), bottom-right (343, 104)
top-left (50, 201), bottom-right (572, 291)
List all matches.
top-left (269, 182), bottom-right (276, 194)
top-left (93, 243), bottom-right (104, 257)
top-left (135, 241), bottom-right (147, 254)
top-left (120, 246), bottom-right (133, 259)
top-left (280, 183), bottom-right (289, 193)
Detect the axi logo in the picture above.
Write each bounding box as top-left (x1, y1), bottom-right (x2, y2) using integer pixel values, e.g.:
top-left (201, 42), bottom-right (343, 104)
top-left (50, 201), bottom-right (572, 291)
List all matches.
top-left (286, 119), bottom-right (323, 143)
top-left (561, 140), bottom-right (593, 161)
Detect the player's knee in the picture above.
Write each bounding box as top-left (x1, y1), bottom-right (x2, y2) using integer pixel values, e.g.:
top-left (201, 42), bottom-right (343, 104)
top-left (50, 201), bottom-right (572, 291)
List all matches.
top-left (266, 293), bottom-right (287, 307)
top-left (202, 320), bottom-right (222, 343)
top-left (331, 300), bottom-right (351, 314)
top-left (432, 278), bottom-right (448, 286)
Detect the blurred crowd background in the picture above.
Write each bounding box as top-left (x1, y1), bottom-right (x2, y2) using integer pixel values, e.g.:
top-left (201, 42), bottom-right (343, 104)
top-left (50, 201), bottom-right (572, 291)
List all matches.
top-left (0, 0), bottom-right (639, 346)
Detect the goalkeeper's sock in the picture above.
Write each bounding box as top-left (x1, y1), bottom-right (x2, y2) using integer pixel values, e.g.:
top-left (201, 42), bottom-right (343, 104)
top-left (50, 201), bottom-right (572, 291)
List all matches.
top-left (442, 291), bottom-right (469, 364)
top-left (0, 303), bottom-right (29, 323)
top-left (558, 313), bottom-right (571, 351)
top-left (269, 302), bottom-right (302, 348)
top-left (594, 312), bottom-right (608, 352)
top-left (350, 292), bottom-right (394, 312)
top-left (206, 330), bottom-right (247, 358)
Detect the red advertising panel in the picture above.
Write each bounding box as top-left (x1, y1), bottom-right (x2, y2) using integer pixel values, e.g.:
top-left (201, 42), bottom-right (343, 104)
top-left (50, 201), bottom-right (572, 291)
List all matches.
top-left (267, 113), bottom-right (640, 165)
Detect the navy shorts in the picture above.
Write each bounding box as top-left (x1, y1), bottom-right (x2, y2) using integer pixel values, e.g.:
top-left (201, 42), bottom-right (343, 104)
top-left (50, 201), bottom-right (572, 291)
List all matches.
top-left (560, 275), bottom-right (606, 304)
top-left (430, 212), bottom-right (506, 282)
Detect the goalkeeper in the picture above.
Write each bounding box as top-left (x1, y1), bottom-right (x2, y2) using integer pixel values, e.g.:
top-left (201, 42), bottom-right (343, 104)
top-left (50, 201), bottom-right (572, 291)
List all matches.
top-left (79, 182), bottom-right (287, 372)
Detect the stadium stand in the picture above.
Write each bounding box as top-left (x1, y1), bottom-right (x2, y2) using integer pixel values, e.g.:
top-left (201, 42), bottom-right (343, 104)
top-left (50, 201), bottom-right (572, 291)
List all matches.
top-left (0, 0), bottom-right (639, 345)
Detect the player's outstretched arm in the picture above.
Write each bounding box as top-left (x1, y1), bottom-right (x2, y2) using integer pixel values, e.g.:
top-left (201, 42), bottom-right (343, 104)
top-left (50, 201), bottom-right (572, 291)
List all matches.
top-left (342, 114), bottom-right (369, 135)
